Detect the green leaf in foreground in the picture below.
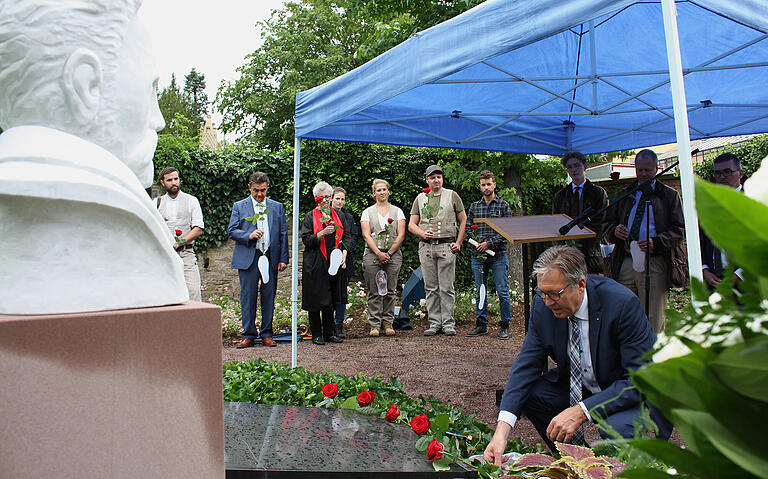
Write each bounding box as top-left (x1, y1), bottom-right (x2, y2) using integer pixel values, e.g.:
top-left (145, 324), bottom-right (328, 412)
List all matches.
top-left (695, 179), bottom-right (768, 278)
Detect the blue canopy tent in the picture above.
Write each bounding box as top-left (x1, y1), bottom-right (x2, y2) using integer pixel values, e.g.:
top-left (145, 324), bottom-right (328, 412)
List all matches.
top-left (287, 0), bottom-right (768, 366)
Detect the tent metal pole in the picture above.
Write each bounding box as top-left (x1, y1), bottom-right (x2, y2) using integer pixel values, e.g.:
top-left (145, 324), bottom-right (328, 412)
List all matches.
top-left (661, 0), bottom-right (703, 284)
top-left (291, 136), bottom-right (301, 368)
top-left (589, 20), bottom-right (598, 112)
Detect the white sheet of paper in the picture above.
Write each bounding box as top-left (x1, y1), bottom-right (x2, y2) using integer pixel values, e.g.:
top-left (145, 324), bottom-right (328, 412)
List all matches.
top-left (630, 240), bottom-right (645, 272)
top-left (258, 255), bottom-right (270, 284)
top-left (328, 248), bottom-right (343, 275)
top-left (478, 284), bottom-right (487, 310)
top-left (376, 269), bottom-right (388, 296)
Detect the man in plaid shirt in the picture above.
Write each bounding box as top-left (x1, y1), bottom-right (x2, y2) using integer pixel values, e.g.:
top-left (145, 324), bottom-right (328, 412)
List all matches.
top-left (466, 170), bottom-right (514, 339)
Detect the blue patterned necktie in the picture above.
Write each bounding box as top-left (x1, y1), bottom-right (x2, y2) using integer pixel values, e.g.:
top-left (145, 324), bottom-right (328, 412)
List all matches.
top-left (568, 316), bottom-right (585, 444)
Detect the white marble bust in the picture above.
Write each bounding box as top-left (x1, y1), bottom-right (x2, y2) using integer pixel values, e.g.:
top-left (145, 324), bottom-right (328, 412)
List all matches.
top-left (0, 0), bottom-right (188, 314)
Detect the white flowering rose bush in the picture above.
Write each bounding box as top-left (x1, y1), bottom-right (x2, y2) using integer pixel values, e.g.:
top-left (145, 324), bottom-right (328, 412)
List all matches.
top-left (625, 173), bottom-right (768, 479)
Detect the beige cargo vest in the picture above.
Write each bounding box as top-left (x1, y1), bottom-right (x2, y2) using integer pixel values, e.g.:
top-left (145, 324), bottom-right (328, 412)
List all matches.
top-left (363, 204), bottom-right (399, 253)
top-left (416, 188), bottom-right (458, 239)
top-left (157, 192), bottom-right (194, 244)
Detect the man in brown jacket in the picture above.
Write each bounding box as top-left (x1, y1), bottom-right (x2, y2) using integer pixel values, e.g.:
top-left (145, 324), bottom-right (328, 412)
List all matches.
top-left (604, 149), bottom-right (684, 333)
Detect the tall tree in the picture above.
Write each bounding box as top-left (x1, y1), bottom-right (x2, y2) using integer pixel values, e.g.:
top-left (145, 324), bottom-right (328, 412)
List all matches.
top-left (158, 73), bottom-right (199, 138)
top-left (216, 0), bottom-right (484, 150)
top-left (184, 68), bottom-right (209, 125)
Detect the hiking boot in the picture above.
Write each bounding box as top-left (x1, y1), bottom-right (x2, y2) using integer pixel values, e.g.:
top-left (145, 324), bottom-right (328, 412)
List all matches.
top-left (423, 327), bottom-right (439, 336)
top-left (443, 327), bottom-right (456, 336)
top-left (328, 335), bottom-right (343, 343)
top-left (369, 327), bottom-right (380, 337)
top-left (467, 325), bottom-right (488, 336)
top-left (498, 327), bottom-right (509, 340)
top-left (383, 322), bottom-right (396, 336)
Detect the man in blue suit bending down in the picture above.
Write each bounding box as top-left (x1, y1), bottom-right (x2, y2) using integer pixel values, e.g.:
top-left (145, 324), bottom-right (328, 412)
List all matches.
top-left (228, 172), bottom-right (289, 348)
top-left (484, 245), bottom-right (670, 459)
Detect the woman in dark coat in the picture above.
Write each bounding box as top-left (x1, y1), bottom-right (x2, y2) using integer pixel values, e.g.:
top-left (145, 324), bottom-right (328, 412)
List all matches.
top-left (301, 181), bottom-right (350, 345)
top-left (331, 186), bottom-right (358, 338)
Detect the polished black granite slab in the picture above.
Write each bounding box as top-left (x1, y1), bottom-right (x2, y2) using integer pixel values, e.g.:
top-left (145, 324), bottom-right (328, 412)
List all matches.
top-left (224, 402), bottom-right (476, 478)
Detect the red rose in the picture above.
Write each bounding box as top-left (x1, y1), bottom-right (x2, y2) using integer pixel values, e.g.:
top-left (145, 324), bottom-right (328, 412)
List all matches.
top-left (387, 218), bottom-right (394, 224)
top-left (410, 413), bottom-right (430, 435)
top-left (175, 229), bottom-right (183, 236)
top-left (471, 224), bottom-right (478, 230)
top-left (384, 404), bottom-right (400, 422)
top-left (315, 196), bottom-right (325, 204)
top-left (321, 383), bottom-right (337, 398)
top-left (357, 390), bottom-right (375, 407)
top-left (257, 194), bottom-right (265, 201)
top-left (426, 438), bottom-right (444, 461)
top-left (423, 187), bottom-right (431, 194)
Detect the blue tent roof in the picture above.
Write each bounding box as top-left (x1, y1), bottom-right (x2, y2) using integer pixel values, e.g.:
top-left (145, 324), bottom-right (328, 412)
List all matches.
top-left (295, 0), bottom-right (768, 155)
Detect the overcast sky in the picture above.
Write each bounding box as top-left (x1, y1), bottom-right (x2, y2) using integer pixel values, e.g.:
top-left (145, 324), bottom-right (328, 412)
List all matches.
top-left (138, 0), bottom-right (287, 136)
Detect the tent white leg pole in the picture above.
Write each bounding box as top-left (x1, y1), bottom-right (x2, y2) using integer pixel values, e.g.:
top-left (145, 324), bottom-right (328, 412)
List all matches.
top-left (291, 137), bottom-right (301, 368)
top-left (661, 0), bottom-right (703, 284)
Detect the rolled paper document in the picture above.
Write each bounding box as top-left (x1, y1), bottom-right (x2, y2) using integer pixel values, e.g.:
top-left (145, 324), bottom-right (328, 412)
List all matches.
top-left (467, 238), bottom-right (496, 256)
top-left (258, 255), bottom-right (270, 284)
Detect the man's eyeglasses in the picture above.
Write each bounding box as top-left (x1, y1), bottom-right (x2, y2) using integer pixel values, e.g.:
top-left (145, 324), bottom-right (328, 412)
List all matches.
top-left (534, 285), bottom-right (571, 301)
top-left (713, 168), bottom-right (737, 178)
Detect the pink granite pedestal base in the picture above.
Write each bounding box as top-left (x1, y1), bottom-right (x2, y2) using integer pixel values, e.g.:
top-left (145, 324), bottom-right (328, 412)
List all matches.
top-left (0, 302), bottom-right (224, 478)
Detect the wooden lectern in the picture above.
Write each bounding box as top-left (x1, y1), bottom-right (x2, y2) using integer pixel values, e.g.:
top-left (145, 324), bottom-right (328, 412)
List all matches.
top-left (476, 214), bottom-right (595, 330)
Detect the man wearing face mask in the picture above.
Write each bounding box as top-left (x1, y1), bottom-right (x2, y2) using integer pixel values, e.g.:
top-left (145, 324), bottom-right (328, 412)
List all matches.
top-left (699, 153), bottom-right (744, 289)
top-left (552, 152), bottom-right (608, 274)
top-left (604, 149), bottom-right (684, 333)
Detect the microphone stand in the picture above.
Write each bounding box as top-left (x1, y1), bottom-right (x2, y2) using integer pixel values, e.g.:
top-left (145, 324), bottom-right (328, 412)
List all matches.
top-left (644, 199), bottom-right (651, 315)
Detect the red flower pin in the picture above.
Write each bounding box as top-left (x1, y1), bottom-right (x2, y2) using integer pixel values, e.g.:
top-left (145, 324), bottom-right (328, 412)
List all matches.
top-left (175, 229), bottom-right (183, 236)
top-left (471, 224), bottom-right (478, 230)
top-left (314, 196), bottom-right (325, 204)
top-left (384, 404), bottom-right (400, 422)
top-left (426, 438), bottom-right (444, 461)
top-left (409, 413), bottom-right (430, 435)
top-left (321, 383), bottom-right (337, 398)
top-left (423, 187), bottom-right (431, 194)
top-left (357, 390), bottom-right (376, 407)
top-left (387, 218), bottom-right (394, 224)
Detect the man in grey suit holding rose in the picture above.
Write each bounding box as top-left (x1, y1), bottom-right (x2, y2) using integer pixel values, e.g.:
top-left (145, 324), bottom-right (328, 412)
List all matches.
top-left (228, 172), bottom-right (289, 348)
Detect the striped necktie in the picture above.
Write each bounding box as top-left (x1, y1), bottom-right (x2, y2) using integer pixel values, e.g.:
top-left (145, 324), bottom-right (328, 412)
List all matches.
top-left (568, 316), bottom-right (585, 444)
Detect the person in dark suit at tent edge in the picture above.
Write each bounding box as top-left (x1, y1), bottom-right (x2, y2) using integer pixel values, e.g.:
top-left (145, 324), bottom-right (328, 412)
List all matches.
top-left (700, 152), bottom-right (744, 289)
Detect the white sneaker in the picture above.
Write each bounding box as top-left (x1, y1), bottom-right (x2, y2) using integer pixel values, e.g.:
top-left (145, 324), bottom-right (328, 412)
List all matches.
top-left (258, 255), bottom-right (270, 284)
top-left (328, 248), bottom-right (343, 275)
top-left (376, 270), bottom-right (388, 296)
top-left (478, 284), bottom-right (486, 310)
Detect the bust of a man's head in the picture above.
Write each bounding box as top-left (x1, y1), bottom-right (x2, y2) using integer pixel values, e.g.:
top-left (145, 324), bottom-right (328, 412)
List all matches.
top-left (0, 0), bottom-right (164, 187)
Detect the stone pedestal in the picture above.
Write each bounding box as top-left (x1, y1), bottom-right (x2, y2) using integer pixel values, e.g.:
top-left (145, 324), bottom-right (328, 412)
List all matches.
top-left (0, 302), bottom-right (225, 478)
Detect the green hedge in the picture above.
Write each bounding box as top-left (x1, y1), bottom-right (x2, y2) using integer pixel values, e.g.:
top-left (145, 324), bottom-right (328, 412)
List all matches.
top-left (153, 137), bottom-right (563, 287)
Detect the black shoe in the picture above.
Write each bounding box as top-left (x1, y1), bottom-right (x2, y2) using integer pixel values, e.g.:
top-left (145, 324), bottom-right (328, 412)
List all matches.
top-left (312, 336), bottom-right (325, 345)
top-left (328, 335), bottom-right (343, 343)
top-left (467, 325), bottom-right (488, 336)
top-left (336, 324), bottom-right (346, 339)
top-left (498, 328), bottom-right (509, 340)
